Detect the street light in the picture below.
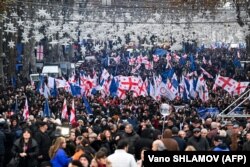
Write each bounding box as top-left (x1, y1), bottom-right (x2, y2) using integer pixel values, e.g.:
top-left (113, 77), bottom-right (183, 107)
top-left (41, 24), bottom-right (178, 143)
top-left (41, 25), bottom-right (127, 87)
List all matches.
top-left (160, 103), bottom-right (171, 137)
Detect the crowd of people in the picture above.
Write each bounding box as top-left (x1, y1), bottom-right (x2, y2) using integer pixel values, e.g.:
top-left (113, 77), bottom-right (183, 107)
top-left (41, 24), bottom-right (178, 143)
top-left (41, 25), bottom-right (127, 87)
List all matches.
top-left (0, 43), bottom-right (250, 167)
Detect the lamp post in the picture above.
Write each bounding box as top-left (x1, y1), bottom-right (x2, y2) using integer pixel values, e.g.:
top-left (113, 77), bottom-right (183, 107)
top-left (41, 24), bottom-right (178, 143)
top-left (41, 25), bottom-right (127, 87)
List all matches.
top-left (160, 103), bottom-right (171, 137)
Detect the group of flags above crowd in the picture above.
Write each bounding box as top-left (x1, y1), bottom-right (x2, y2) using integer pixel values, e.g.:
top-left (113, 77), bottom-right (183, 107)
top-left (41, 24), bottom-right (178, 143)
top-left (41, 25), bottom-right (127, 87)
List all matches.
top-left (21, 47), bottom-right (248, 122)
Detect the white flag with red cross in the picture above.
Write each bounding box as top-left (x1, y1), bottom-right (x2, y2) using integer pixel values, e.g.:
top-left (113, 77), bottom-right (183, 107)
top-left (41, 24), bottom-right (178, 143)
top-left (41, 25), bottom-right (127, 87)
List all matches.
top-left (117, 87), bottom-right (127, 99)
top-left (36, 45), bottom-right (44, 61)
top-left (215, 75), bottom-right (238, 93)
top-left (232, 82), bottom-right (249, 96)
top-left (119, 76), bottom-right (139, 91)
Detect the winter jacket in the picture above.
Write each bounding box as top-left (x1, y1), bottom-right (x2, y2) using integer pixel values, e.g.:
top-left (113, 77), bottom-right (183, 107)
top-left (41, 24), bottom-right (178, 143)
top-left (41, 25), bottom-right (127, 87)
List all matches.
top-left (11, 138), bottom-right (39, 167)
top-left (34, 130), bottom-right (52, 161)
top-left (242, 141), bottom-right (250, 151)
top-left (50, 148), bottom-right (72, 167)
top-left (187, 136), bottom-right (210, 151)
top-left (122, 131), bottom-right (140, 155)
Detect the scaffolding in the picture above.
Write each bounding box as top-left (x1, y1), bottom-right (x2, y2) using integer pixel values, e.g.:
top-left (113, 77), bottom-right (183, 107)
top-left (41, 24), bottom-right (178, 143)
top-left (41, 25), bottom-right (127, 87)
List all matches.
top-left (217, 89), bottom-right (250, 119)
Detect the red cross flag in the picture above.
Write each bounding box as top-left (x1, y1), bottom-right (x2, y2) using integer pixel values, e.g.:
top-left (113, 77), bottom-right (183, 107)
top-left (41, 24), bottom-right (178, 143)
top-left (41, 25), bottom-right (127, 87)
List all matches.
top-left (119, 76), bottom-right (139, 91)
top-left (117, 88), bottom-right (126, 99)
top-left (215, 75), bottom-right (238, 93)
top-left (232, 82), bottom-right (249, 96)
top-left (36, 45), bottom-right (44, 61)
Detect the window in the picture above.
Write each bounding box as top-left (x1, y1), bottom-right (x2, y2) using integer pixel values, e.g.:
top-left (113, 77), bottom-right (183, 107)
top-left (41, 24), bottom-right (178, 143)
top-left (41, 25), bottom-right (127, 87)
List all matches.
top-left (102, 0), bottom-right (111, 6)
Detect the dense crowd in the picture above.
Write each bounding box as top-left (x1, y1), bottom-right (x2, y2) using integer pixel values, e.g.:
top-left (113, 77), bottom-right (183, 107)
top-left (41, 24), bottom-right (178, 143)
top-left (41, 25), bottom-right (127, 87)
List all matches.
top-left (0, 44), bottom-right (250, 167)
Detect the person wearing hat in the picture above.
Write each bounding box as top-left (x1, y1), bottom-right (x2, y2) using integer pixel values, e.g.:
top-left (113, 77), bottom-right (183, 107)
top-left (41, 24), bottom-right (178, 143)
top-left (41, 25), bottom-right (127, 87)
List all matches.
top-left (242, 131), bottom-right (250, 151)
top-left (34, 121), bottom-right (52, 166)
top-left (187, 128), bottom-right (210, 151)
top-left (212, 135), bottom-right (230, 151)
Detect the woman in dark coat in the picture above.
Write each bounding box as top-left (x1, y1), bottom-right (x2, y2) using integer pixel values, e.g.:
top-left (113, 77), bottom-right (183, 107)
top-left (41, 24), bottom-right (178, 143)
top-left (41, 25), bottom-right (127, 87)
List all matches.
top-left (11, 128), bottom-right (39, 167)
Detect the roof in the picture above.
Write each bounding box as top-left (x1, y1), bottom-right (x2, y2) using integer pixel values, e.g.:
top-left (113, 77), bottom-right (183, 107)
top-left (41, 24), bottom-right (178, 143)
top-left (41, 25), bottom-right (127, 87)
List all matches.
top-left (42, 66), bottom-right (59, 73)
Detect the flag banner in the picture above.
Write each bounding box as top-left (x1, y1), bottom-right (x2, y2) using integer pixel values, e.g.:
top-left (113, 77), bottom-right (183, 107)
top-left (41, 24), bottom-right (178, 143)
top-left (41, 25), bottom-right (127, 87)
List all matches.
top-left (43, 98), bottom-right (51, 117)
top-left (23, 97), bottom-right (29, 120)
top-left (36, 45), bottom-right (44, 61)
top-left (232, 82), bottom-right (249, 96)
top-left (61, 98), bottom-right (68, 120)
top-left (82, 95), bottom-right (93, 115)
top-left (51, 79), bottom-right (58, 97)
top-left (197, 107), bottom-right (219, 119)
top-left (70, 99), bottom-right (76, 124)
top-left (215, 75), bottom-right (238, 93)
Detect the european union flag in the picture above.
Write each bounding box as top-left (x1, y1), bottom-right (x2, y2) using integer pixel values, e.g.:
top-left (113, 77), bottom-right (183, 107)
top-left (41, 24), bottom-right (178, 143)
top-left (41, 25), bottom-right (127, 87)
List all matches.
top-left (43, 99), bottom-right (51, 117)
top-left (161, 68), bottom-right (174, 83)
top-left (70, 83), bottom-right (81, 96)
top-left (82, 95), bottom-right (93, 115)
top-left (109, 78), bottom-right (118, 97)
top-left (51, 79), bottom-right (58, 97)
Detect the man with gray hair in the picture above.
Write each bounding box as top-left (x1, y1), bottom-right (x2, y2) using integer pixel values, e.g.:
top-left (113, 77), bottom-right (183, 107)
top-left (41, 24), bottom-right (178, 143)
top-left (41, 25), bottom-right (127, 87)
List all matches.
top-left (207, 122), bottom-right (218, 143)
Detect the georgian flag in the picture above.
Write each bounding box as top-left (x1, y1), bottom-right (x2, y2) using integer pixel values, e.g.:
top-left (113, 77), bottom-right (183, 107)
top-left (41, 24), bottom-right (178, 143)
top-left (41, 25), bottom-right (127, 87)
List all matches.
top-left (232, 82), bottom-right (249, 96)
top-left (36, 45), bottom-right (43, 61)
top-left (119, 76), bottom-right (139, 91)
top-left (23, 97), bottom-right (29, 120)
top-left (70, 99), bottom-right (76, 124)
top-left (117, 88), bottom-right (126, 99)
top-left (61, 98), bottom-right (68, 120)
top-left (215, 75), bottom-right (238, 93)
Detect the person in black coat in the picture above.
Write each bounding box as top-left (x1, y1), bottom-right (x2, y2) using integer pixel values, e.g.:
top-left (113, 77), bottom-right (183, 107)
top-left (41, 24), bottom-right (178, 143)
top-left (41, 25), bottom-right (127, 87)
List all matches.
top-left (187, 128), bottom-right (210, 151)
top-left (34, 122), bottom-right (51, 165)
top-left (172, 127), bottom-right (186, 151)
top-left (242, 131), bottom-right (250, 151)
top-left (11, 128), bottom-right (39, 167)
top-left (134, 128), bottom-right (153, 160)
